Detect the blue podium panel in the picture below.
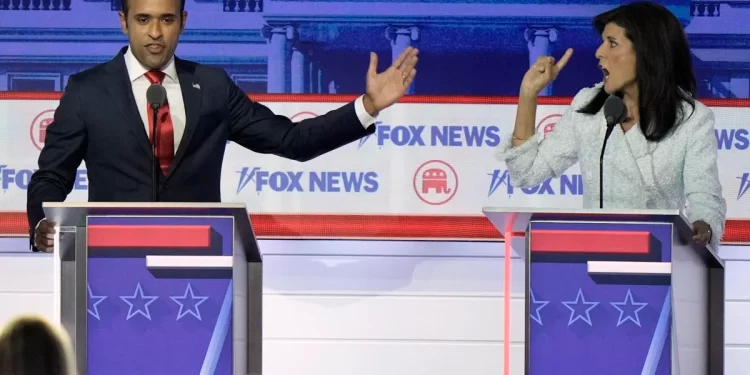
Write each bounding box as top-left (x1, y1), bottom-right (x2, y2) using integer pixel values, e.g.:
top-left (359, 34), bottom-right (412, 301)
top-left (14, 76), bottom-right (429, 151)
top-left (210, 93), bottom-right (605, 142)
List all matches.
top-left (484, 208), bottom-right (723, 375)
top-left (86, 216), bottom-right (235, 375)
top-left (528, 220), bottom-right (673, 375)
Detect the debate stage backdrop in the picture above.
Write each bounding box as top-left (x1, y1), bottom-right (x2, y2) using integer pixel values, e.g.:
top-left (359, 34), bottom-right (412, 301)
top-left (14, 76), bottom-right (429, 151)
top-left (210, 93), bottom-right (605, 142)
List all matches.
top-left (1, 0), bottom-right (748, 97)
top-left (1, 0), bottom-right (750, 219)
top-left (2, 2), bottom-right (750, 375)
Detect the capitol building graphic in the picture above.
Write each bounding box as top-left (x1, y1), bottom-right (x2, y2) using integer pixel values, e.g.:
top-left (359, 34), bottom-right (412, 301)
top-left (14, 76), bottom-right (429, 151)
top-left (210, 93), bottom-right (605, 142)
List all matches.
top-left (1, 0), bottom-right (749, 98)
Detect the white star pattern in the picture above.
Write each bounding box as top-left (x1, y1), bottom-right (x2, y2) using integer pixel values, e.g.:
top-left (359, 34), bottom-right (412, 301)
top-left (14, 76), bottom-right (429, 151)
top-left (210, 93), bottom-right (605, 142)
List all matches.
top-left (87, 284), bottom-right (107, 320)
top-left (561, 288), bottom-right (599, 326)
top-left (170, 283), bottom-right (209, 321)
top-left (610, 289), bottom-right (648, 327)
top-left (120, 283), bottom-right (159, 321)
top-left (529, 289), bottom-right (550, 326)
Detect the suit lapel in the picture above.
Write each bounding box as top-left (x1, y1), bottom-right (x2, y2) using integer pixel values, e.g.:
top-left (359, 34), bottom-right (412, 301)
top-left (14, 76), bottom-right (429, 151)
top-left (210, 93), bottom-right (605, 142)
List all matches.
top-left (103, 48), bottom-right (153, 158)
top-left (614, 122), bottom-right (652, 178)
top-left (621, 125), bottom-right (660, 205)
top-left (167, 57), bottom-right (202, 178)
top-left (608, 119), bottom-right (657, 206)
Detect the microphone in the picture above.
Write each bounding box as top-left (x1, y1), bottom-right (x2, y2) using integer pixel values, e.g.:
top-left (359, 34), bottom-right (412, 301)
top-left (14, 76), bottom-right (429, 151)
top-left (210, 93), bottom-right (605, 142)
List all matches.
top-left (146, 84), bottom-right (167, 202)
top-left (599, 94), bottom-right (627, 208)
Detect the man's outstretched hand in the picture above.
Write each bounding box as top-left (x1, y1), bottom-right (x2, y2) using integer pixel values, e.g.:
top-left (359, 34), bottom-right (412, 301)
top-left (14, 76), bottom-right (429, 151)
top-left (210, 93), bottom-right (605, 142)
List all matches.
top-left (363, 46), bottom-right (419, 116)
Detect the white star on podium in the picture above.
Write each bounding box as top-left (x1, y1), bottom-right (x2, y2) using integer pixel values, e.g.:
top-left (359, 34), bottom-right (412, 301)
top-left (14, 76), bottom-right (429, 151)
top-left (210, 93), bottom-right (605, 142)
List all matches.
top-left (529, 289), bottom-right (550, 326)
top-left (610, 289), bottom-right (648, 327)
top-left (170, 283), bottom-right (209, 321)
top-left (120, 283), bottom-right (159, 321)
top-left (87, 284), bottom-right (107, 320)
top-left (562, 288), bottom-right (599, 326)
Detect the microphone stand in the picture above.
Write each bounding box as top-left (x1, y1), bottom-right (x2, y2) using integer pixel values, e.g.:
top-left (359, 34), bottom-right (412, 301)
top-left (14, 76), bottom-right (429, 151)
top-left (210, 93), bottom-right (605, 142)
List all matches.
top-left (151, 104), bottom-right (160, 202)
top-left (599, 121), bottom-right (615, 209)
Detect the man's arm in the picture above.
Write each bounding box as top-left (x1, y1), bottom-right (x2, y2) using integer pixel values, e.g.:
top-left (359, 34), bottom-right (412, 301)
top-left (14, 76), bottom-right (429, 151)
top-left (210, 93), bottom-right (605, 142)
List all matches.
top-left (27, 75), bottom-right (88, 250)
top-left (225, 72), bottom-right (376, 162)
top-left (226, 47), bottom-right (417, 159)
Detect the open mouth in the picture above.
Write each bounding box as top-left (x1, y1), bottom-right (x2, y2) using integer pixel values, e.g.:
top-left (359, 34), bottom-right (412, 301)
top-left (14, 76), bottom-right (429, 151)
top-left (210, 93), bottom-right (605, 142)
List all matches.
top-left (599, 65), bottom-right (610, 80)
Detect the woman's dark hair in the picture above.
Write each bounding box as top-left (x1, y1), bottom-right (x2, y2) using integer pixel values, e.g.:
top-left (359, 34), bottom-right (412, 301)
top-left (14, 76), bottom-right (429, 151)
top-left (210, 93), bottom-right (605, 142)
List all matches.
top-left (0, 315), bottom-right (76, 375)
top-left (577, 1), bottom-right (697, 141)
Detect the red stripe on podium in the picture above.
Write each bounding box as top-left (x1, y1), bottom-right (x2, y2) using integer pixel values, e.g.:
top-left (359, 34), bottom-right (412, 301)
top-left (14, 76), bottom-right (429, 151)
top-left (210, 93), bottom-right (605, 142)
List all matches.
top-left (529, 230), bottom-right (651, 254)
top-left (1, 212), bottom-right (750, 244)
top-left (87, 225), bottom-right (211, 248)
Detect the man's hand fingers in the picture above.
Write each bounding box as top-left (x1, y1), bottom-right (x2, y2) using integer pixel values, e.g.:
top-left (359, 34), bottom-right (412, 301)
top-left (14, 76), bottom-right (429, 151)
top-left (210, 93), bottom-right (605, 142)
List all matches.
top-left (399, 54), bottom-right (419, 75)
top-left (404, 69), bottom-right (417, 88)
top-left (392, 46), bottom-right (413, 69)
top-left (43, 221), bottom-right (57, 233)
top-left (42, 233), bottom-right (54, 247)
top-left (34, 235), bottom-right (54, 252)
top-left (367, 52), bottom-right (378, 78)
top-left (35, 220), bottom-right (57, 252)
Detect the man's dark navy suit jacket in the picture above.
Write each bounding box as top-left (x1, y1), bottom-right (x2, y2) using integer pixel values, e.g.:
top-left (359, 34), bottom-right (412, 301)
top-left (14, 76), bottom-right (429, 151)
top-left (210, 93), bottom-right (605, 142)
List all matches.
top-left (26, 47), bottom-right (374, 250)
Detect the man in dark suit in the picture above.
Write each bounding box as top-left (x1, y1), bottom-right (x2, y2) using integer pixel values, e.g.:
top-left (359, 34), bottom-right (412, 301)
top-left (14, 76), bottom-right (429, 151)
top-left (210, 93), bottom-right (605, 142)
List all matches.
top-left (28, 0), bottom-right (419, 252)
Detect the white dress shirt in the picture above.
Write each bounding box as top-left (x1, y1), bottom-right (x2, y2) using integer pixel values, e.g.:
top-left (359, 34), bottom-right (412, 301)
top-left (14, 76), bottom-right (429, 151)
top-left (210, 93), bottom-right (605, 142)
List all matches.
top-left (123, 47), bottom-right (377, 153)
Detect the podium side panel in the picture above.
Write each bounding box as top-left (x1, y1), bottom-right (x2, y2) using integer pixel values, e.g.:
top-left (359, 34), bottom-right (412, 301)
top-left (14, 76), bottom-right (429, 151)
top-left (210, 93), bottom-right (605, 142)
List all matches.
top-left (231, 220), bottom-right (262, 375)
top-left (671, 238), bottom-right (706, 375)
top-left (526, 220), bottom-right (673, 375)
top-left (708, 267), bottom-right (724, 375)
top-left (232, 226), bottom-right (248, 375)
top-left (671, 229), bottom-right (723, 375)
top-left (58, 225), bottom-right (88, 375)
top-left (247, 262), bottom-right (262, 375)
top-left (84, 216), bottom-right (236, 375)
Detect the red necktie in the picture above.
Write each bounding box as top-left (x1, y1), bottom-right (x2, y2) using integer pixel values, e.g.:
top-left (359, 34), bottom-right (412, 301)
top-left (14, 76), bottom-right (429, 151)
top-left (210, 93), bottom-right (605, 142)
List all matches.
top-left (144, 70), bottom-right (174, 175)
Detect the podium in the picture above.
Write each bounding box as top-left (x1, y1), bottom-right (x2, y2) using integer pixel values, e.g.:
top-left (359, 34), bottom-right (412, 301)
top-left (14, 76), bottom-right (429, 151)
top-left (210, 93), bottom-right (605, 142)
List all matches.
top-left (482, 207), bottom-right (725, 375)
top-left (45, 202), bottom-right (262, 375)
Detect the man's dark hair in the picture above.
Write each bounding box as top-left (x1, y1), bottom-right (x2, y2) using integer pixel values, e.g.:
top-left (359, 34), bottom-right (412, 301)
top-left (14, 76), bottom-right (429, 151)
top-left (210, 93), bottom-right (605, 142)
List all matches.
top-left (577, 1), bottom-right (697, 142)
top-left (120, 0), bottom-right (185, 16)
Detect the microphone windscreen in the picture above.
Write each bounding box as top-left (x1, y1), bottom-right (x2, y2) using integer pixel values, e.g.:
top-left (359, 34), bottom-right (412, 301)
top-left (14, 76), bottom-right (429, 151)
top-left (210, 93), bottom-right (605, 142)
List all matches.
top-left (146, 84), bottom-right (167, 107)
top-left (603, 94), bottom-right (626, 126)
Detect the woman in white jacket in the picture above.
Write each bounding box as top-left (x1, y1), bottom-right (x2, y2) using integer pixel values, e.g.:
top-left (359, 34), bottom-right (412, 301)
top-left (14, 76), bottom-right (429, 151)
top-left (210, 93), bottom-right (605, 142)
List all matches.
top-left (498, 1), bottom-right (726, 249)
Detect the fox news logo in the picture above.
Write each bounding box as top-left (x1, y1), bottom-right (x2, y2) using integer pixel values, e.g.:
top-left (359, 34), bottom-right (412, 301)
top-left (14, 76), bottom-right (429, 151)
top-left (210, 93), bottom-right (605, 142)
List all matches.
top-left (358, 122), bottom-right (501, 148)
top-left (0, 165), bottom-right (88, 190)
top-left (715, 128), bottom-right (749, 150)
top-left (487, 169), bottom-right (583, 196)
top-left (738, 172), bottom-right (750, 200)
top-left (236, 167), bottom-right (378, 194)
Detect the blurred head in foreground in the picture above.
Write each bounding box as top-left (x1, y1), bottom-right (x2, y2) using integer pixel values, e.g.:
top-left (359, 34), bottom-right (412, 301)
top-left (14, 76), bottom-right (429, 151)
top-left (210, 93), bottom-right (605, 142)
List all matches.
top-left (0, 315), bottom-right (76, 375)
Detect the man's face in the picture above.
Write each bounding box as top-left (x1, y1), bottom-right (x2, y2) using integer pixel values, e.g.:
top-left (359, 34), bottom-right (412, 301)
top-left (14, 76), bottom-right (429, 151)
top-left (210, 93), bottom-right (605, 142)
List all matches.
top-left (119, 0), bottom-right (187, 70)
